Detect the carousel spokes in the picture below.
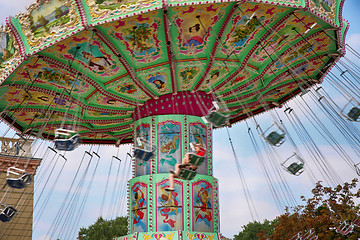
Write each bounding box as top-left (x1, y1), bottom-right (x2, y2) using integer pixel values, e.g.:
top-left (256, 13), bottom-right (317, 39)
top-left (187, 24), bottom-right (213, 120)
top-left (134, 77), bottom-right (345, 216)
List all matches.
top-left (6, 167), bottom-right (32, 189)
top-left (340, 98), bottom-right (360, 122)
top-left (0, 205), bottom-right (17, 222)
top-left (259, 122), bottom-right (286, 147)
top-left (54, 128), bottom-right (80, 151)
top-left (282, 153), bottom-right (304, 176)
top-left (202, 101), bottom-right (229, 127)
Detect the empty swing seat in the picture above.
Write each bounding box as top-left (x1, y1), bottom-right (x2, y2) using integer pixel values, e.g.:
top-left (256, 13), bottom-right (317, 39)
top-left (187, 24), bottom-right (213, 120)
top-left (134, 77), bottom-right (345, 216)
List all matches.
top-left (287, 162), bottom-right (304, 175)
top-left (205, 111), bottom-right (229, 127)
top-left (6, 173), bottom-right (32, 189)
top-left (266, 131), bottom-right (285, 146)
top-left (347, 107), bottom-right (360, 121)
top-left (133, 149), bottom-right (154, 161)
top-left (54, 131), bottom-right (80, 151)
top-left (0, 206), bottom-right (17, 222)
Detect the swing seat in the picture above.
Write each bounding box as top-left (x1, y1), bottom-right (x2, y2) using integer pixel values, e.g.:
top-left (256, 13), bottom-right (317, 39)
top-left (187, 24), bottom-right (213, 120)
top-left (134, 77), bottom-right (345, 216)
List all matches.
top-left (178, 168), bottom-right (197, 181)
top-left (347, 107), bottom-right (360, 121)
top-left (188, 153), bottom-right (205, 166)
top-left (55, 134), bottom-right (80, 151)
top-left (205, 111), bottom-right (229, 127)
top-left (133, 148), bottom-right (154, 161)
top-left (0, 206), bottom-right (17, 222)
top-left (266, 131), bottom-right (285, 146)
top-left (6, 173), bottom-right (32, 189)
top-left (336, 223), bottom-right (354, 235)
top-left (287, 162), bottom-right (304, 175)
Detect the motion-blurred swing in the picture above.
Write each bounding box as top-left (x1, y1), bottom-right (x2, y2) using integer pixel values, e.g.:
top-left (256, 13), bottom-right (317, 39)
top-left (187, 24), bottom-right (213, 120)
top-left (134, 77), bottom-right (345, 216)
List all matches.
top-left (281, 153), bottom-right (304, 176)
top-left (6, 167), bottom-right (32, 189)
top-left (0, 205), bottom-right (17, 222)
top-left (54, 128), bottom-right (80, 151)
top-left (202, 101), bottom-right (229, 127)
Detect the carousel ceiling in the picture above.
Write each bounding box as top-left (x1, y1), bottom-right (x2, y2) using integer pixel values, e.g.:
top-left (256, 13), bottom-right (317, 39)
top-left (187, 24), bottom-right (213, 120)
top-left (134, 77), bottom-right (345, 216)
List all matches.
top-left (0, 0), bottom-right (347, 144)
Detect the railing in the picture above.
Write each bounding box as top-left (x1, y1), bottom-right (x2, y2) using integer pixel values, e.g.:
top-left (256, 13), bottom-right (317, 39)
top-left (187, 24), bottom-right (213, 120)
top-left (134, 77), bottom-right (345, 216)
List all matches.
top-left (0, 137), bottom-right (34, 158)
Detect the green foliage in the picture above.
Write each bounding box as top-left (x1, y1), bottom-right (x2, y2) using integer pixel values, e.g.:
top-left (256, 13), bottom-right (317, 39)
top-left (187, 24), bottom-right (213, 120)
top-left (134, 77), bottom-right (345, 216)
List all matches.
top-left (78, 216), bottom-right (128, 240)
top-left (233, 219), bottom-right (276, 240)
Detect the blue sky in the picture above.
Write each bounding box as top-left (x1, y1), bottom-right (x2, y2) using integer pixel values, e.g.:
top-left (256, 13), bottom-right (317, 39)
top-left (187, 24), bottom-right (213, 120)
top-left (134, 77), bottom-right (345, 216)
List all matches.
top-left (0, 0), bottom-right (359, 239)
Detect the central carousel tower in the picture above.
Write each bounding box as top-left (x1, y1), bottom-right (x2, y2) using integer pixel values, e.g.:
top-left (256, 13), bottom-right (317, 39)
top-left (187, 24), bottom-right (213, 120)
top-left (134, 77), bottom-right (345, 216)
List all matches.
top-left (125, 92), bottom-right (222, 240)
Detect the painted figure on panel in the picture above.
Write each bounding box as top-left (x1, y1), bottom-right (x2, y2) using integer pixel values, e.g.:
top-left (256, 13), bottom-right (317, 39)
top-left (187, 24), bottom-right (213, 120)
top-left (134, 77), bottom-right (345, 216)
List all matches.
top-left (158, 121), bottom-right (181, 173)
top-left (193, 180), bottom-right (213, 231)
top-left (157, 180), bottom-right (183, 231)
top-left (132, 183), bottom-right (147, 232)
top-left (68, 43), bottom-right (115, 74)
top-left (146, 73), bottom-right (166, 92)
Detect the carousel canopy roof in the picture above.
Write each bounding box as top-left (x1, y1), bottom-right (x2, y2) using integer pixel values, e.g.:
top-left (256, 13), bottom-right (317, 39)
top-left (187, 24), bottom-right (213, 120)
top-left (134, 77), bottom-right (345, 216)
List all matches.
top-left (0, 0), bottom-right (347, 145)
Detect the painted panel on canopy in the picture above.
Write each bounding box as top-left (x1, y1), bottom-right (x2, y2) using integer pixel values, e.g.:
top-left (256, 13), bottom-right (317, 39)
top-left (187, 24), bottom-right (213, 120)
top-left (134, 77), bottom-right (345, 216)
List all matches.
top-left (85, 110), bottom-right (131, 120)
top-left (157, 117), bottom-right (182, 173)
top-left (106, 75), bottom-right (150, 102)
top-left (176, 61), bottom-right (206, 91)
top-left (156, 177), bottom-right (183, 231)
top-left (4, 110), bottom-right (80, 130)
top-left (100, 11), bottom-right (165, 68)
top-left (12, 0), bottom-right (82, 54)
top-left (135, 121), bottom-right (152, 176)
top-left (136, 65), bottom-right (172, 95)
top-left (2, 57), bottom-right (95, 98)
top-left (262, 54), bottom-right (329, 86)
top-left (41, 29), bottom-right (125, 80)
top-left (192, 179), bottom-right (213, 232)
top-left (248, 13), bottom-right (321, 68)
top-left (198, 64), bottom-right (231, 91)
top-left (262, 31), bottom-right (334, 82)
top-left (218, 69), bottom-right (253, 94)
top-left (0, 26), bottom-right (22, 81)
top-left (80, 130), bottom-right (131, 140)
top-left (188, 121), bottom-right (208, 176)
top-left (2, 85), bottom-right (80, 112)
top-left (218, 2), bottom-right (289, 60)
top-left (83, 0), bottom-right (162, 25)
top-left (308, 0), bottom-right (338, 26)
top-left (130, 181), bottom-right (148, 232)
top-left (170, 3), bottom-right (229, 58)
top-left (87, 92), bottom-right (135, 110)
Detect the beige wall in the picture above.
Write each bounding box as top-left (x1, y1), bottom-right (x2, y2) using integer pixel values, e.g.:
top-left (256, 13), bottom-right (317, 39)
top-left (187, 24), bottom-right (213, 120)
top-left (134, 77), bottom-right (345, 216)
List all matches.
top-left (0, 148), bottom-right (42, 240)
top-left (0, 175), bottom-right (34, 240)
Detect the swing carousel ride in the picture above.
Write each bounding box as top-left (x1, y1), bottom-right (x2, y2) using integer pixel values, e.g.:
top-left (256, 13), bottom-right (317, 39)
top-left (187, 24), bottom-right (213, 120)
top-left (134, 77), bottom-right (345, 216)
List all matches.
top-left (0, 0), bottom-right (358, 239)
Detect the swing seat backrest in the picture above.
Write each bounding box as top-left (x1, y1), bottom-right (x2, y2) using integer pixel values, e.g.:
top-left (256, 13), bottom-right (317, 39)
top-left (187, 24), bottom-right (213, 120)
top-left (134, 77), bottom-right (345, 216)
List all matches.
top-left (134, 148), bottom-right (153, 161)
top-left (178, 168), bottom-right (197, 181)
top-left (55, 134), bottom-right (80, 151)
top-left (188, 153), bottom-right (205, 166)
top-left (6, 173), bottom-right (32, 189)
top-left (0, 206), bottom-right (17, 222)
top-left (336, 224), bottom-right (354, 235)
top-left (287, 163), bottom-right (304, 175)
top-left (347, 107), bottom-right (360, 121)
top-left (266, 131), bottom-right (285, 146)
top-left (206, 111), bottom-right (228, 127)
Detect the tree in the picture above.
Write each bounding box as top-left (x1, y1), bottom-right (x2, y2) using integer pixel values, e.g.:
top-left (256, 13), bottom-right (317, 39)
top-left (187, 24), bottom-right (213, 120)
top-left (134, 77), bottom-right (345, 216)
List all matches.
top-left (78, 216), bottom-right (128, 240)
top-left (234, 219), bottom-right (276, 240)
top-left (267, 179), bottom-right (360, 240)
